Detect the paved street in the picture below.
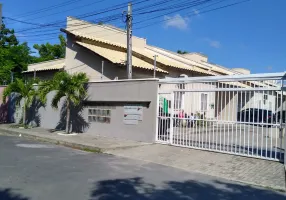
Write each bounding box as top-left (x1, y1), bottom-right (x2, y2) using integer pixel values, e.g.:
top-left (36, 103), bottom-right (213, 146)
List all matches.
top-left (0, 135), bottom-right (285, 200)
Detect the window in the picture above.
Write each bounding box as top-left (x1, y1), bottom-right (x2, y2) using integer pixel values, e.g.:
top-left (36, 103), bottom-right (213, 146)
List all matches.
top-left (174, 84), bottom-right (185, 109)
top-left (263, 94), bottom-right (268, 104)
top-left (269, 102), bottom-right (272, 110)
top-left (201, 93), bottom-right (208, 111)
top-left (258, 100), bottom-right (262, 108)
top-left (88, 106), bottom-right (111, 124)
top-left (174, 92), bottom-right (183, 109)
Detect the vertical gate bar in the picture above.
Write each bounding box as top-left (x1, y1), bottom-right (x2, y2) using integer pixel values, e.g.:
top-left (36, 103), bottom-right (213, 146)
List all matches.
top-left (239, 89), bottom-right (242, 154)
top-left (235, 85), bottom-right (238, 153)
top-left (237, 88), bottom-right (243, 153)
top-left (220, 83), bottom-right (223, 151)
top-left (181, 88), bottom-right (183, 146)
top-left (186, 84), bottom-right (189, 147)
top-left (256, 88), bottom-right (260, 157)
top-left (232, 83), bottom-right (235, 153)
top-left (191, 83), bottom-right (194, 147)
top-left (198, 90), bottom-right (202, 147)
top-left (195, 89), bottom-right (198, 147)
top-left (224, 83), bottom-right (226, 151)
top-left (210, 83), bottom-right (213, 149)
top-left (155, 92), bottom-right (160, 142)
top-left (269, 90), bottom-right (273, 159)
top-left (170, 92), bottom-right (174, 145)
top-left (187, 85), bottom-right (190, 147)
top-left (275, 88), bottom-right (279, 160)
top-left (273, 89), bottom-right (276, 160)
top-left (216, 82), bottom-right (219, 151)
top-left (175, 89), bottom-right (178, 145)
top-left (261, 88), bottom-right (265, 157)
top-left (180, 88), bottom-right (182, 146)
top-left (244, 86), bottom-right (247, 155)
top-left (212, 82), bottom-right (216, 150)
top-left (279, 80), bottom-right (283, 160)
top-left (248, 90), bottom-right (251, 155)
top-left (252, 87), bottom-right (255, 156)
top-left (227, 83), bottom-right (230, 152)
top-left (266, 89), bottom-right (269, 158)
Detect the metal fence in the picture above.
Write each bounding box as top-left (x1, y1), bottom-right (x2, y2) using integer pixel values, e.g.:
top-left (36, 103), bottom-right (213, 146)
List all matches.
top-left (156, 73), bottom-right (286, 161)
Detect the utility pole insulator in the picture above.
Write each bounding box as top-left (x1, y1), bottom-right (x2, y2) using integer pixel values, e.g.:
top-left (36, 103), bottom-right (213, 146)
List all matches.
top-left (126, 3), bottom-right (132, 79)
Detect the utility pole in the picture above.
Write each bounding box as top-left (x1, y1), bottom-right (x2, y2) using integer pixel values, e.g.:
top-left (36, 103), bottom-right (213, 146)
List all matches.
top-left (101, 61), bottom-right (104, 80)
top-left (153, 55), bottom-right (158, 78)
top-left (126, 3), bottom-right (132, 79)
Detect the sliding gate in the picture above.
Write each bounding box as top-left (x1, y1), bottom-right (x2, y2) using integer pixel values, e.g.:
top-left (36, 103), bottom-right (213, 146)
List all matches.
top-left (156, 73), bottom-right (286, 161)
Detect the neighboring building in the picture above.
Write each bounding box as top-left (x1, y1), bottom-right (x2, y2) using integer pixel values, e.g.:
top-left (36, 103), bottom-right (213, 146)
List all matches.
top-left (27, 17), bottom-right (282, 122)
top-left (23, 58), bottom-right (65, 80)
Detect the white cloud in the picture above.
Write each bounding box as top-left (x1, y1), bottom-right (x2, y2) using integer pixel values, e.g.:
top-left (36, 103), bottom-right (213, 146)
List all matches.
top-left (204, 38), bottom-right (221, 48)
top-left (193, 9), bottom-right (200, 16)
top-left (15, 33), bottom-right (26, 37)
top-left (209, 40), bottom-right (221, 48)
top-left (163, 14), bottom-right (189, 30)
top-left (266, 66), bottom-right (273, 71)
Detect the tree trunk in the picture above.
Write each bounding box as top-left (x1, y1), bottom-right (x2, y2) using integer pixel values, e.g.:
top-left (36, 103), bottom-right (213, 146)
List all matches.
top-left (23, 99), bottom-right (26, 126)
top-left (66, 100), bottom-right (71, 134)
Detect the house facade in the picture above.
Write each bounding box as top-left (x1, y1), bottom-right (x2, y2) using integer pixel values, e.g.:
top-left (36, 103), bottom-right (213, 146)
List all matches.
top-left (26, 17), bottom-right (282, 124)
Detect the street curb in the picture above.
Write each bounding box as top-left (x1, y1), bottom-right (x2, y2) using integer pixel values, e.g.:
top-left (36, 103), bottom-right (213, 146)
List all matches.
top-left (0, 127), bottom-right (285, 192)
top-left (0, 128), bottom-right (102, 153)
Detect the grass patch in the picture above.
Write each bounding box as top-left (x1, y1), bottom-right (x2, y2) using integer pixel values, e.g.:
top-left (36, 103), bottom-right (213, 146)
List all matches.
top-left (9, 124), bottom-right (32, 129)
top-left (82, 147), bottom-right (102, 153)
top-left (59, 143), bottom-right (102, 153)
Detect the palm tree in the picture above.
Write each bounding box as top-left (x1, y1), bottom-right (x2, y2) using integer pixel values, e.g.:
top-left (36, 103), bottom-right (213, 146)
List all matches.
top-left (2, 78), bottom-right (39, 126)
top-left (40, 71), bottom-right (89, 134)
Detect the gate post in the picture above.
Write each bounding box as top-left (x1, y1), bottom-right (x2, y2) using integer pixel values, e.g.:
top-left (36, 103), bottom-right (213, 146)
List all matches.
top-left (169, 92), bottom-right (174, 144)
top-left (155, 93), bottom-right (160, 142)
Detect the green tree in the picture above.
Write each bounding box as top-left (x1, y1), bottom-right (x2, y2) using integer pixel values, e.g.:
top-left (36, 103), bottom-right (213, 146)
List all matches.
top-left (0, 23), bottom-right (33, 83)
top-left (177, 50), bottom-right (188, 54)
top-left (32, 35), bottom-right (66, 63)
top-left (40, 71), bottom-right (89, 134)
top-left (2, 78), bottom-right (39, 126)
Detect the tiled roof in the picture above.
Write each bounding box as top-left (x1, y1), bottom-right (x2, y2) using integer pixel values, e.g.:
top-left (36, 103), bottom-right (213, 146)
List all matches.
top-left (65, 30), bottom-right (217, 76)
top-left (76, 42), bottom-right (168, 73)
top-left (23, 59), bottom-right (64, 73)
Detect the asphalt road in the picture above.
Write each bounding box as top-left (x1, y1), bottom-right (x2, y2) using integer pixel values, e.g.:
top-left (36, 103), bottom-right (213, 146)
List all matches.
top-left (0, 135), bottom-right (285, 200)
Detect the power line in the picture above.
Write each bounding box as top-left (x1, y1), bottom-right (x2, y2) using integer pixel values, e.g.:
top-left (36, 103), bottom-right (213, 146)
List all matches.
top-left (12, 0), bottom-right (84, 18)
top-left (135, 0), bottom-right (250, 29)
top-left (7, 0), bottom-right (172, 34)
top-left (15, 0), bottom-right (248, 41)
top-left (13, 0), bottom-right (207, 37)
top-left (14, 0), bottom-right (107, 23)
top-left (12, 0), bottom-right (152, 33)
top-left (133, 0), bottom-right (220, 25)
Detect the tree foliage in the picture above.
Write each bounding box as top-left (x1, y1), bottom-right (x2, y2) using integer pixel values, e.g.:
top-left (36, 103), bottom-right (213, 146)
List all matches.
top-left (39, 71), bottom-right (89, 133)
top-left (0, 23), bottom-right (33, 84)
top-left (32, 35), bottom-right (66, 63)
top-left (2, 78), bottom-right (39, 125)
top-left (177, 50), bottom-right (188, 55)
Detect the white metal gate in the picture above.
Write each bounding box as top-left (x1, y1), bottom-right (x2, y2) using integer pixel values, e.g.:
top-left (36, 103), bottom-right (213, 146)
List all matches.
top-left (156, 73), bottom-right (286, 161)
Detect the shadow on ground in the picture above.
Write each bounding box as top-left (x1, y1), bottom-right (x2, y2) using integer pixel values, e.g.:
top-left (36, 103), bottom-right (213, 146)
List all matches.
top-left (56, 100), bottom-right (89, 133)
top-left (0, 188), bottom-right (29, 200)
top-left (90, 177), bottom-right (285, 200)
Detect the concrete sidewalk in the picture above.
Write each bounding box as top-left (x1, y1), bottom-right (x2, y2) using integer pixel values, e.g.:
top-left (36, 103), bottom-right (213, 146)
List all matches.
top-left (0, 124), bottom-right (285, 191)
top-left (0, 124), bottom-right (150, 152)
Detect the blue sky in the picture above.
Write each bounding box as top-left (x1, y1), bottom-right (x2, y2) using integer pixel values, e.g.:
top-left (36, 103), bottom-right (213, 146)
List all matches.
top-left (1, 0), bottom-right (286, 73)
